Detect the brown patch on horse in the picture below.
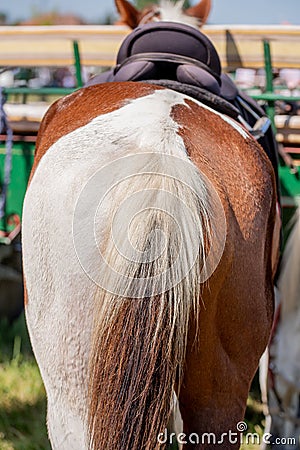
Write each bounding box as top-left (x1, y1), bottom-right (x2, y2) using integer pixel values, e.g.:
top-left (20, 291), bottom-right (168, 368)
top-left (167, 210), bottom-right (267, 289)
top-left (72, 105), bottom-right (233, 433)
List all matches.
top-left (185, 0), bottom-right (211, 24)
top-left (115, 0), bottom-right (142, 28)
top-left (23, 277), bottom-right (28, 306)
top-left (30, 82), bottom-right (159, 183)
top-left (168, 99), bottom-right (277, 440)
top-left (172, 99), bottom-right (277, 241)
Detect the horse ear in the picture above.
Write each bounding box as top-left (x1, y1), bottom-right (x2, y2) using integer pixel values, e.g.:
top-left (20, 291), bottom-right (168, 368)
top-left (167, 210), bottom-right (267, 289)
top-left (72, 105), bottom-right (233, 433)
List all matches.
top-left (185, 0), bottom-right (212, 24)
top-left (115, 0), bottom-right (141, 29)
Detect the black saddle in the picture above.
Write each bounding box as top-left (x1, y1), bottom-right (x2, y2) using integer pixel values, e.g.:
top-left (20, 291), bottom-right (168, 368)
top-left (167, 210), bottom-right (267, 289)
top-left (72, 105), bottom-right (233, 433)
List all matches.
top-left (86, 22), bottom-right (279, 191)
top-left (87, 21), bottom-right (222, 95)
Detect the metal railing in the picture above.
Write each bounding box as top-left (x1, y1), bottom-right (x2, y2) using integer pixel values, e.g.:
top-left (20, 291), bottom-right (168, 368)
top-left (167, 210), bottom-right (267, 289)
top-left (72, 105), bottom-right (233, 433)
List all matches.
top-left (2, 36), bottom-right (300, 138)
top-left (250, 40), bottom-right (300, 131)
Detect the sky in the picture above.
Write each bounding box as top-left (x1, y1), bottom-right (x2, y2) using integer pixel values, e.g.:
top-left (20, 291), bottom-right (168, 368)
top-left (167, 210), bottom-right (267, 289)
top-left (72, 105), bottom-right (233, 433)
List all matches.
top-left (2, 0), bottom-right (300, 25)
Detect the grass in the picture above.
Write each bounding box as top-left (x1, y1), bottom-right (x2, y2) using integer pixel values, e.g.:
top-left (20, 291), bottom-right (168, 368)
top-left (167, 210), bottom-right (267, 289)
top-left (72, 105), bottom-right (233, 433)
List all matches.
top-left (241, 395), bottom-right (264, 450)
top-left (0, 315), bottom-right (51, 450)
top-left (0, 313), bottom-right (265, 450)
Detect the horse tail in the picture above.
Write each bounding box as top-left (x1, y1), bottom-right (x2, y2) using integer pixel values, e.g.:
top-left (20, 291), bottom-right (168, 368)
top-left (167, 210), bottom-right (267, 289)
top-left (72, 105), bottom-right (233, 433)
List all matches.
top-left (87, 150), bottom-right (219, 450)
top-left (278, 205), bottom-right (300, 316)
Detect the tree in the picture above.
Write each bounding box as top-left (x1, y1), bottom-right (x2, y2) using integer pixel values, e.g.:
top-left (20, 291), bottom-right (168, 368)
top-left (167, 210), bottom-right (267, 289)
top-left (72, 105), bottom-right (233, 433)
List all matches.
top-left (0, 12), bottom-right (7, 24)
top-left (100, 13), bottom-right (116, 25)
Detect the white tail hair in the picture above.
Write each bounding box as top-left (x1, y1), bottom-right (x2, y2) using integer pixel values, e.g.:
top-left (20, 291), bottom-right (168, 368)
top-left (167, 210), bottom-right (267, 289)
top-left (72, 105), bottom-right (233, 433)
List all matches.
top-left (82, 90), bottom-right (225, 450)
top-left (87, 151), bottom-right (216, 449)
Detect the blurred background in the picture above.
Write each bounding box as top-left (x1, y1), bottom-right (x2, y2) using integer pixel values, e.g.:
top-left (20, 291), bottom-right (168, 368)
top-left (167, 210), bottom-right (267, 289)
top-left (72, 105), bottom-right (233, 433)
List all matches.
top-left (1, 0), bottom-right (300, 25)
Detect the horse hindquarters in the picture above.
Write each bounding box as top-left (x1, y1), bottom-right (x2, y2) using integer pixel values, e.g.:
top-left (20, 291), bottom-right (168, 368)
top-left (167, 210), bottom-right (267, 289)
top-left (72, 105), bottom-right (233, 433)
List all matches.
top-left (22, 86), bottom-right (214, 450)
top-left (22, 83), bottom-right (276, 449)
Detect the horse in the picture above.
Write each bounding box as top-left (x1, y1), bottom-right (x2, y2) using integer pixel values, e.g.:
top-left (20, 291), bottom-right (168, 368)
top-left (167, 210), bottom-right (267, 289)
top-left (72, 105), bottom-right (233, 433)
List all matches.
top-left (22, 1), bottom-right (279, 449)
top-left (260, 206), bottom-right (300, 450)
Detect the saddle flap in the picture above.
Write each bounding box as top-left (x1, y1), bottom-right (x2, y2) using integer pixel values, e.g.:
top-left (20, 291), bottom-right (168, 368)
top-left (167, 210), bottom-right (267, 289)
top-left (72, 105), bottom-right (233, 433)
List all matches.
top-left (114, 60), bottom-right (157, 82)
top-left (176, 64), bottom-right (220, 94)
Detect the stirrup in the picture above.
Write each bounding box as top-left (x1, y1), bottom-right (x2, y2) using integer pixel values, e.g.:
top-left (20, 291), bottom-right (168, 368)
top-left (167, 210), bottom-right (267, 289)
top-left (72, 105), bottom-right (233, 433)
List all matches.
top-left (238, 115), bottom-right (271, 140)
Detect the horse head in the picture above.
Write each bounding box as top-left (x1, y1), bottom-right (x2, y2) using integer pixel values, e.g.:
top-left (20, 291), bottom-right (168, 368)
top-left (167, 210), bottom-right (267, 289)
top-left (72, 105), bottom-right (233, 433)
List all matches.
top-left (115, 0), bottom-right (211, 29)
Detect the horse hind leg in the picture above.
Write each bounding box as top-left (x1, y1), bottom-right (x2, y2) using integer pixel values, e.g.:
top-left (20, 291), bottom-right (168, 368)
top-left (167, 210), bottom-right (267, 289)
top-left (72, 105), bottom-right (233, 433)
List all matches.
top-left (46, 397), bottom-right (87, 450)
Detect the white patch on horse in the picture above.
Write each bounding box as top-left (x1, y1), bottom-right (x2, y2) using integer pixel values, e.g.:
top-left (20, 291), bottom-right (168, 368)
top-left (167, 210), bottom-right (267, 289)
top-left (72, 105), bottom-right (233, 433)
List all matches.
top-left (91, 89), bottom-right (190, 154)
top-left (158, 0), bottom-right (199, 28)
